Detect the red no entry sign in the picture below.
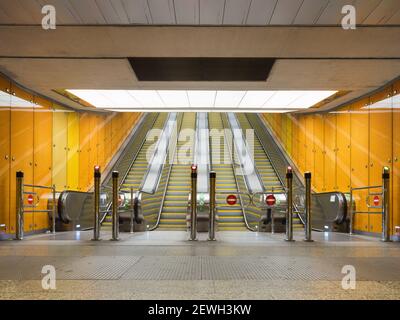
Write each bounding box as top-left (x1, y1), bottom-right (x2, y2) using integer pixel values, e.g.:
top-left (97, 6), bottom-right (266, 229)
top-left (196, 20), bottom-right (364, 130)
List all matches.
top-left (373, 195), bottom-right (380, 206)
top-left (226, 194), bottom-right (237, 206)
top-left (27, 194), bottom-right (34, 205)
top-left (265, 194), bottom-right (276, 206)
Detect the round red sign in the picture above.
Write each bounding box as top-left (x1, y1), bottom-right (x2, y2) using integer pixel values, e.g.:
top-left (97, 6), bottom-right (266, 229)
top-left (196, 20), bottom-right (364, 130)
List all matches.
top-left (373, 195), bottom-right (380, 206)
top-left (226, 194), bottom-right (237, 206)
top-left (265, 194), bottom-right (276, 206)
top-left (27, 194), bottom-right (34, 205)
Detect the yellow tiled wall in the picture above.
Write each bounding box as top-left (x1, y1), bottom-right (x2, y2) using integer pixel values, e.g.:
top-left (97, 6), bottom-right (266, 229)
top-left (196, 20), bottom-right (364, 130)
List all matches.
top-left (263, 81), bottom-right (400, 236)
top-left (0, 76), bottom-right (141, 235)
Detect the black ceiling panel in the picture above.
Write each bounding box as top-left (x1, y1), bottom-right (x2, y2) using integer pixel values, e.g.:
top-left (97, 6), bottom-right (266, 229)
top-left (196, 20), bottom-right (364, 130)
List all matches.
top-left (128, 57), bottom-right (275, 81)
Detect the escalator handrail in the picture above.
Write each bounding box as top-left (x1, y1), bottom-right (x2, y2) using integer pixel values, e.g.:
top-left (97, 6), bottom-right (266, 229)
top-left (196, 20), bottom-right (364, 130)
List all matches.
top-left (148, 113), bottom-right (185, 230)
top-left (227, 113), bottom-right (265, 194)
top-left (250, 113), bottom-right (311, 227)
top-left (139, 112), bottom-right (178, 194)
top-left (100, 113), bottom-right (157, 224)
top-left (220, 113), bottom-right (256, 232)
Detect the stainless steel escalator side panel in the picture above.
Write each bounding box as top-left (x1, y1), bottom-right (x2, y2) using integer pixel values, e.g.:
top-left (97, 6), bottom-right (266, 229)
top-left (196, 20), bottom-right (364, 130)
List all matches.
top-left (140, 113), bottom-right (178, 194)
top-left (227, 113), bottom-right (264, 194)
top-left (250, 113), bottom-right (348, 232)
top-left (194, 112), bottom-right (210, 194)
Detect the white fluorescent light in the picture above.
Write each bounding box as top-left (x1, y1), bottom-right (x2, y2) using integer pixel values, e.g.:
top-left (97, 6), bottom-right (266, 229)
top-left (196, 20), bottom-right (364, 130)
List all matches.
top-left (239, 91), bottom-right (275, 107)
top-left (363, 94), bottom-right (400, 110)
top-left (129, 90), bottom-right (164, 108)
top-left (187, 91), bottom-right (215, 108)
top-left (67, 90), bottom-right (338, 111)
top-left (288, 91), bottom-right (337, 109)
top-left (0, 91), bottom-right (41, 108)
top-left (214, 91), bottom-right (245, 108)
top-left (158, 90), bottom-right (188, 107)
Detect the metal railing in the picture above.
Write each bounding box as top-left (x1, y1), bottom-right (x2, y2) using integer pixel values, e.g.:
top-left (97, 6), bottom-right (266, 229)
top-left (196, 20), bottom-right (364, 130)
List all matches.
top-left (100, 113), bottom-right (158, 224)
top-left (220, 113), bottom-right (257, 231)
top-left (15, 171), bottom-right (56, 240)
top-left (349, 167), bottom-right (391, 242)
top-left (140, 113), bottom-right (184, 230)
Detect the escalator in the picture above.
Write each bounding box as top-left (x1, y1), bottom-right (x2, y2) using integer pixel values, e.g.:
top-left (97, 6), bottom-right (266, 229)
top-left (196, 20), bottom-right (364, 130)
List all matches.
top-left (57, 113), bottom-right (167, 231)
top-left (245, 113), bottom-right (349, 232)
top-left (102, 112), bottom-right (168, 227)
top-left (236, 113), bottom-right (303, 231)
top-left (209, 113), bottom-right (246, 231)
top-left (158, 113), bottom-right (196, 230)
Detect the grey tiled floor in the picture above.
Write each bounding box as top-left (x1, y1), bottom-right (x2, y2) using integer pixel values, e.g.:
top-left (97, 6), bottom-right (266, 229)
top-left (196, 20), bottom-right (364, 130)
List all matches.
top-left (0, 230), bottom-right (399, 300)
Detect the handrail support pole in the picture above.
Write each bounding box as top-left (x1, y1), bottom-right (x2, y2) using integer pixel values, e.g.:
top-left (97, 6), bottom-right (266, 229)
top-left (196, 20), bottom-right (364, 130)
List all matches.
top-left (304, 172), bottom-right (313, 242)
top-left (15, 171), bottom-right (24, 240)
top-left (92, 166), bottom-right (101, 241)
top-left (208, 171), bottom-right (216, 241)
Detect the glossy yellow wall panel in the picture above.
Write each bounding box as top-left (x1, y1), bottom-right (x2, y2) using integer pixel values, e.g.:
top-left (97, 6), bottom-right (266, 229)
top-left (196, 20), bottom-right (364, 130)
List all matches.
top-left (285, 115), bottom-right (292, 155)
top-left (10, 94), bottom-right (34, 233)
top-left (393, 83), bottom-right (400, 235)
top-left (96, 115), bottom-right (105, 169)
top-left (52, 111), bottom-right (68, 191)
top-left (104, 114), bottom-right (113, 166)
top-left (79, 113), bottom-right (91, 191)
top-left (67, 112), bottom-right (79, 190)
top-left (297, 116), bottom-right (306, 173)
top-left (350, 99), bottom-right (370, 232)
top-left (305, 115), bottom-right (314, 174)
top-left (336, 106), bottom-right (351, 192)
top-left (33, 106), bottom-right (52, 230)
top-left (290, 115), bottom-right (299, 169)
top-left (313, 114), bottom-right (324, 192)
top-left (0, 90), bottom-right (10, 231)
top-left (368, 88), bottom-right (393, 233)
top-left (324, 113), bottom-right (336, 192)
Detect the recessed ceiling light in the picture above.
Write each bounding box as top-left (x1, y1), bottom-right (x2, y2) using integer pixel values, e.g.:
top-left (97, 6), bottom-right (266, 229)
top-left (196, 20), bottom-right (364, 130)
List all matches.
top-left (65, 89), bottom-right (338, 112)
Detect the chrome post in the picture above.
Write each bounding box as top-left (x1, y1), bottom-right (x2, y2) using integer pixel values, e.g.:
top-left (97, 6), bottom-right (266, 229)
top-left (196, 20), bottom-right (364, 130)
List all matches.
top-left (15, 171), bottom-right (24, 240)
top-left (111, 171), bottom-right (119, 241)
top-left (285, 167), bottom-right (294, 242)
top-left (130, 187), bottom-right (134, 234)
top-left (270, 208), bottom-right (275, 234)
top-left (92, 166), bottom-right (101, 241)
top-left (382, 167), bottom-right (391, 242)
top-left (52, 185), bottom-right (56, 234)
top-left (189, 165), bottom-right (197, 241)
top-left (208, 171), bottom-right (216, 241)
top-left (304, 172), bottom-right (313, 242)
top-left (349, 188), bottom-right (354, 235)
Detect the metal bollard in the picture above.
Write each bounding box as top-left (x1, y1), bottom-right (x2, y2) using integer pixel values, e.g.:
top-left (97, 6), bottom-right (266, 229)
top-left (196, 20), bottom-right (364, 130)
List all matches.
top-left (111, 171), bottom-right (119, 241)
top-left (304, 172), bottom-right (313, 242)
top-left (285, 167), bottom-right (294, 242)
top-left (208, 171), bottom-right (216, 241)
top-left (130, 188), bottom-right (134, 234)
top-left (270, 208), bottom-right (275, 234)
top-left (52, 185), bottom-right (56, 234)
top-left (15, 171), bottom-right (24, 240)
top-left (189, 165), bottom-right (197, 241)
top-left (382, 167), bottom-right (391, 242)
top-left (349, 188), bottom-right (354, 235)
top-left (92, 166), bottom-right (101, 241)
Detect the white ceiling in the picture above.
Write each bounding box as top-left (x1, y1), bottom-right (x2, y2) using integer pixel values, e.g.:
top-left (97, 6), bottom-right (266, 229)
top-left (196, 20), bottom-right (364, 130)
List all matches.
top-left (66, 89), bottom-right (337, 112)
top-left (0, 0), bottom-right (399, 25)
